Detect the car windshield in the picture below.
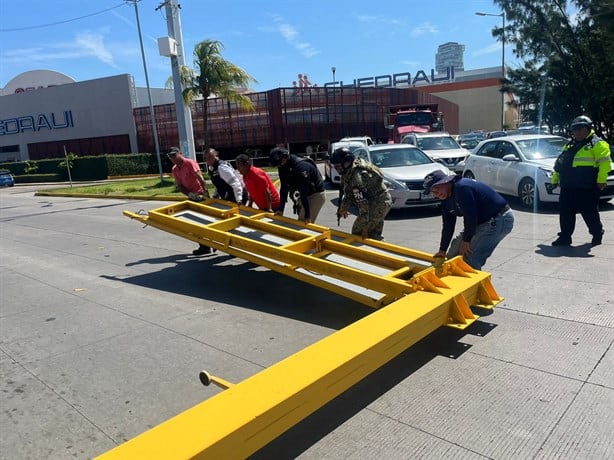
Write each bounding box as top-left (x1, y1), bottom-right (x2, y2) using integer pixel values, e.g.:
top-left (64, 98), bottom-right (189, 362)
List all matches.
top-left (396, 112), bottom-right (435, 126)
top-left (417, 136), bottom-right (460, 150)
top-left (515, 137), bottom-right (566, 160)
top-left (351, 146), bottom-right (370, 162)
top-left (370, 147), bottom-right (432, 168)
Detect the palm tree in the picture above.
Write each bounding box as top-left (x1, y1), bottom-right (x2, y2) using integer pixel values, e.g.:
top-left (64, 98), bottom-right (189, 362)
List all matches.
top-left (174, 39), bottom-right (257, 148)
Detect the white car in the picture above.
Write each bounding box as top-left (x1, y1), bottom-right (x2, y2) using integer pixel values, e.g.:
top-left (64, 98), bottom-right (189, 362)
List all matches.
top-left (339, 136), bottom-right (374, 146)
top-left (463, 134), bottom-right (614, 208)
top-left (401, 132), bottom-right (469, 173)
top-left (369, 144), bottom-right (453, 209)
top-left (324, 140), bottom-right (371, 186)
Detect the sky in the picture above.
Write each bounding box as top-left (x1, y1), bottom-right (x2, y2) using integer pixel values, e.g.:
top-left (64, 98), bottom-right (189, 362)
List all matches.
top-left (0, 0), bottom-right (514, 92)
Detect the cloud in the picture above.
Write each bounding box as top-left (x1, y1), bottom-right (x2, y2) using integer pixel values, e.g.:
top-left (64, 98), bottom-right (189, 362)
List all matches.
top-left (278, 23), bottom-right (298, 42)
top-left (410, 22), bottom-right (439, 37)
top-left (399, 60), bottom-right (421, 67)
top-left (110, 9), bottom-right (158, 43)
top-left (355, 14), bottom-right (403, 26)
top-left (268, 14), bottom-right (320, 58)
top-left (74, 32), bottom-right (116, 66)
top-left (472, 42), bottom-right (501, 57)
top-left (0, 31), bottom-right (118, 68)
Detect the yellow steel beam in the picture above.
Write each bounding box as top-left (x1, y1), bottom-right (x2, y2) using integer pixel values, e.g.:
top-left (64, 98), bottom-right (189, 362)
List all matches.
top-left (108, 201), bottom-right (504, 459)
top-left (96, 285), bottom-right (490, 460)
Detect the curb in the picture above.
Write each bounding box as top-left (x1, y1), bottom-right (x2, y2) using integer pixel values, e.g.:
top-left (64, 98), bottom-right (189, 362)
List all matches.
top-left (34, 191), bottom-right (184, 201)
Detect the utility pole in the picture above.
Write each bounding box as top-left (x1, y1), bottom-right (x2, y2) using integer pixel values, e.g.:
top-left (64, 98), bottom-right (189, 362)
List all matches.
top-left (158, 0), bottom-right (196, 158)
top-left (129, 0), bottom-right (164, 183)
top-left (476, 11), bottom-right (506, 131)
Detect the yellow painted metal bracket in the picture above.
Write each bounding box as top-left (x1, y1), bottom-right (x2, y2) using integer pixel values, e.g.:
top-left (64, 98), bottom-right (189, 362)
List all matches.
top-left (98, 199), bottom-right (504, 459)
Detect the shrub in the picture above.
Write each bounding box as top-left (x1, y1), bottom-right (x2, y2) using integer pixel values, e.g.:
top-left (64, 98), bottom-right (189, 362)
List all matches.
top-left (24, 161), bottom-right (39, 174)
top-left (0, 153), bottom-right (166, 182)
top-left (15, 174), bottom-right (62, 183)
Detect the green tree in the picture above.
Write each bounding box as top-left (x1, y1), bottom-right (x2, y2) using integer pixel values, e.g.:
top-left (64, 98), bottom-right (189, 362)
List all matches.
top-left (58, 152), bottom-right (77, 170)
top-left (24, 160), bottom-right (38, 174)
top-left (172, 39), bottom-right (257, 148)
top-left (492, 0), bottom-right (613, 140)
top-left (58, 152), bottom-right (78, 181)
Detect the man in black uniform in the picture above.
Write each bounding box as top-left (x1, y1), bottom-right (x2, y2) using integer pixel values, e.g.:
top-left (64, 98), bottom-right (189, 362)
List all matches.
top-left (269, 147), bottom-right (326, 224)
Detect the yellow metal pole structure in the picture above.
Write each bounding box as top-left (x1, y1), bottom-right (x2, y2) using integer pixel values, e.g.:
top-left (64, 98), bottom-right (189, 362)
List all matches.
top-left (97, 281), bottom-right (499, 460)
top-left (198, 371), bottom-right (234, 390)
top-left (101, 200), bottom-right (503, 458)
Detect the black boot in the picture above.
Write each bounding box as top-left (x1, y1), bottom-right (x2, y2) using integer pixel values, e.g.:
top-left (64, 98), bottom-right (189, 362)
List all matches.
top-left (551, 234), bottom-right (572, 246)
top-left (192, 245), bottom-right (211, 255)
top-left (591, 229), bottom-right (604, 246)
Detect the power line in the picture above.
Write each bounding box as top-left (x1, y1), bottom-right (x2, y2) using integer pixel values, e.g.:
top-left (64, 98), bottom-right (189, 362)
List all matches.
top-left (0, 3), bottom-right (127, 32)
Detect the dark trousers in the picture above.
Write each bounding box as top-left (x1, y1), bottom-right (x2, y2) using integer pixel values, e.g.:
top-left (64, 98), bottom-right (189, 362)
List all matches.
top-left (558, 187), bottom-right (603, 239)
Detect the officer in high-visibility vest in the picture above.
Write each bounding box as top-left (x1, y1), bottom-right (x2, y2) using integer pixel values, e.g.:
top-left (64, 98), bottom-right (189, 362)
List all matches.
top-left (551, 115), bottom-right (611, 246)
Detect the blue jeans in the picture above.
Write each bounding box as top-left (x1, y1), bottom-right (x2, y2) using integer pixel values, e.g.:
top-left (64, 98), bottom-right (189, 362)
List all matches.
top-left (447, 210), bottom-right (514, 270)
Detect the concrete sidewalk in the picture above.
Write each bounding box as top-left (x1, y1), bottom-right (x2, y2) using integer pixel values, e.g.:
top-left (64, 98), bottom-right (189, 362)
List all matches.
top-left (0, 185), bottom-right (612, 459)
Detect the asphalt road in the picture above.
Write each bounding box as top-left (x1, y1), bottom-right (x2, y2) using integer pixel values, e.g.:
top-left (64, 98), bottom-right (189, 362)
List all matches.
top-left (1, 184), bottom-right (613, 459)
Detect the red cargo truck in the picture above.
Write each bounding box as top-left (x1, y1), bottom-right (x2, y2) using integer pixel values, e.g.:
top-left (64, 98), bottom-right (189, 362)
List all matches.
top-left (384, 104), bottom-right (445, 143)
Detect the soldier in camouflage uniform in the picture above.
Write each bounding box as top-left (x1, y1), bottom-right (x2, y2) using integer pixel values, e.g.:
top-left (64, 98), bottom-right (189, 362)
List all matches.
top-left (331, 147), bottom-right (392, 239)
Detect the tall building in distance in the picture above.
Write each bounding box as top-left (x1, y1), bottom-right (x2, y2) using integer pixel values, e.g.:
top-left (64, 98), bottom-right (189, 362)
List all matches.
top-left (436, 42), bottom-right (465, 73)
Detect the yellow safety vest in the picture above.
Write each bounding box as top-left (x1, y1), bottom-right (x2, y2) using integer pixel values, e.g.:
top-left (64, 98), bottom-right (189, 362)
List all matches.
top-left (552, 130), bottom-right (611, 187)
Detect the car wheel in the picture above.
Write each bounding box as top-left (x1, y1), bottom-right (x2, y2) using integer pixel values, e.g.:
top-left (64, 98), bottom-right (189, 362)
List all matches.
top-left (463, 170), bottom-right (475, 179)
top-left (518, 178), bottom-right (538, 208)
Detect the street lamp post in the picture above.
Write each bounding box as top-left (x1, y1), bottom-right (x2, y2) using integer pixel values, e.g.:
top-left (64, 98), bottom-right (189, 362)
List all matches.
top-left (476, 11), bottom-right (506, 131)
top-left (129, 0), bottom-right (164, 183)
top-left (331, 66), bottom-right (337, 134)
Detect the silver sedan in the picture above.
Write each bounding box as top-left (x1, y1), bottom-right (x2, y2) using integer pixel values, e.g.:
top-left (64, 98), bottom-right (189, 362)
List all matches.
top-left (369, 144), bottom-right (453, 209)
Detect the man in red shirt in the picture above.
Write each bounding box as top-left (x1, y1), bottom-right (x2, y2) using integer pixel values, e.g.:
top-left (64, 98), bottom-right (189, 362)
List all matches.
top-left (168, 147), bottom-right (212, 255)
top-left (235, 154), bottom-right (280, 212)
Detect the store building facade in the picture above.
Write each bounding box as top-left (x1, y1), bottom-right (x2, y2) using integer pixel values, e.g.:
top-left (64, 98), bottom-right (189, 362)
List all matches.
top-left (1, 67), bottom-right (507, 162)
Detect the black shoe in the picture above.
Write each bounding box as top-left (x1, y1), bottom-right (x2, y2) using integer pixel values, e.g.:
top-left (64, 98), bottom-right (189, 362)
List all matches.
top-left (591, 230), bottom-right (604, 246)
top-left (192, 246), bottom-right (211, 255)
top-left (551, 237), bottom-right (571, 246)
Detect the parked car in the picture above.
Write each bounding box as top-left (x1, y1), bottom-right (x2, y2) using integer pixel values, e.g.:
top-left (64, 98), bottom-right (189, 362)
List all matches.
top-left (462, 134), bottom-right (614, 208)
top-left (459, 132), bottom-right (485, 150)
top-left (486, 130), bottom-right (507, 139)
top-left (400, 132), bottom-right (469, 173)
top-left (0, 170), bottom-right (15, 187)
top-left (324, 140), bottom-right (371, 186)
top-left (369, 144), bottom-right (453, 209)
top-left (339, 136), bottom-right (374, 146)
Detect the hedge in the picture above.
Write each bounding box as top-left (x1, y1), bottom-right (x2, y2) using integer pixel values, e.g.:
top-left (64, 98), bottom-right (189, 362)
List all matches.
top-left (0, 153), bottom-right (172, 182)
top-left (15, 174), bottom-right (62, 183)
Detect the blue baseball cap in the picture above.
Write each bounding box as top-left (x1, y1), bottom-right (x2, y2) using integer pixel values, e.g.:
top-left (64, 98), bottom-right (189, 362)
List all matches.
top-left (423, 170), bottom-right (456, 195)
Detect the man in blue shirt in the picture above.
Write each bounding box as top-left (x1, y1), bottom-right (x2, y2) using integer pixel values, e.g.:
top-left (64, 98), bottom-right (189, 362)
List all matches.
top-left (423, 170), bottom-right (514, 270)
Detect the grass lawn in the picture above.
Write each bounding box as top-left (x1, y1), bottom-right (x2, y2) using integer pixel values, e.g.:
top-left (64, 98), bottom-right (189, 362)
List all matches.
top-left (37, 167), bottom-right (279, 199)
top-left (39, 177), bottom-right (191, 198)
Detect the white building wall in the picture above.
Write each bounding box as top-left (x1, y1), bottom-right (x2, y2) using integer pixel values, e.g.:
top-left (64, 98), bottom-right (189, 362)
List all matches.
top-left (0, 74), bottom-right (138, 161)
top-left (431, 86), bottom-right (502, 133)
